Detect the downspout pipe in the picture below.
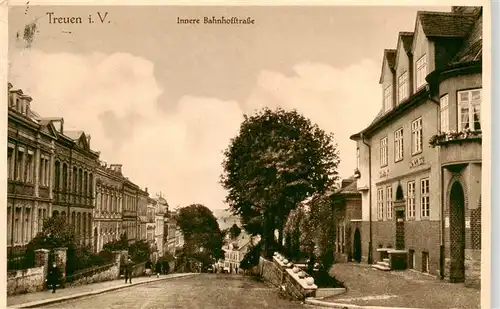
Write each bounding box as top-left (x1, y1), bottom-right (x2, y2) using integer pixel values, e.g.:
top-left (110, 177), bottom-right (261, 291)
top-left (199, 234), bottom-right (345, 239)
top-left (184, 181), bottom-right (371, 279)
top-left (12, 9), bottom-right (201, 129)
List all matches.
top-left (360, 132), bottom-right (373, 264)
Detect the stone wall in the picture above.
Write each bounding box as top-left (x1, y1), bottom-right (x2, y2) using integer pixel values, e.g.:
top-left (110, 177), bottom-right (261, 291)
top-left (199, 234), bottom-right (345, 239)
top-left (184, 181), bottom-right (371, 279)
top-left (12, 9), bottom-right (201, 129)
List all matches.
top-left (259, 257), bottom-right (283, 287)
top-left (283, 269), bottom-right (317, 301)
top-left (132, 261), bottom-right (147, 277)
top-left (7, 249), bottom-right (49, 295)
top-left (66, 263), bottom-right (120, 287)
top-left (259, 254), bottom-right (318, 301)
top-left (464, 249), bottom-right (481, 288)
top-left (7, 266), bottom-right (46, 295)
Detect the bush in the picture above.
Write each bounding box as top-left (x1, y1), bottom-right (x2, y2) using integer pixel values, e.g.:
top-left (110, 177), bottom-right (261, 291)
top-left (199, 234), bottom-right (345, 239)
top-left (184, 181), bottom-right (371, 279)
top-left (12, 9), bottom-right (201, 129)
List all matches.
top-left (239, 242), bottom-right (262, 270)
top-left (128, 240), bottom-right (150, 263)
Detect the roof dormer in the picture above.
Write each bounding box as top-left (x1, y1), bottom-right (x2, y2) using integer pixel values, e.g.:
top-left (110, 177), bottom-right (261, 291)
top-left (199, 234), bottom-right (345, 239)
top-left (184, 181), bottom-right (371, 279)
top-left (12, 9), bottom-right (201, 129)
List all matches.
top-left (379, 49), bottom-right (397, 113)
top-left (394, 32), bottom-right (414, 105)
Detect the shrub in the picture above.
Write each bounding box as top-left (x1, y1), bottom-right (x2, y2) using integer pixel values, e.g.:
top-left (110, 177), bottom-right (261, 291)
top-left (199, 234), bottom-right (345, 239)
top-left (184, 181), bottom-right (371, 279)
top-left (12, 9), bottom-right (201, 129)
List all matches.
top-left (239, 242), bottom-right (262, 270)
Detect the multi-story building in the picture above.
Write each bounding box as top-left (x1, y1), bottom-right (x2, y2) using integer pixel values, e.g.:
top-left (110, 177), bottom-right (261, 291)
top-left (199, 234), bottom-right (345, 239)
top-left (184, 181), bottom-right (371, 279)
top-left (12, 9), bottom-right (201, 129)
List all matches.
top-left (93, 162), bottom-right (125, 252)
top-left (154, 194), bottom-right (168, 256)
top-left (350, 6), bottom-right (482, 287)
top-left (7, 84), bottom-right (56, 253)
top-left (137, 188), bottom-right (149, 241)
top-left (122, 178), bottom-right (139, 244)
top-left (222, 231), bottom-right (259, 274)
top-left (146, 197), bottom-right (156, 243)
top-left (166, 211), bottom-right (178, 255)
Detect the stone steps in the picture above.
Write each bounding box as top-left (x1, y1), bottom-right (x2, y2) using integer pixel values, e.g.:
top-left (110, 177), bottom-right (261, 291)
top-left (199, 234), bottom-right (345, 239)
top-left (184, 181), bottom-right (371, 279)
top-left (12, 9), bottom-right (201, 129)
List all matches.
top-left (372, 261), bottom-right (391, 271)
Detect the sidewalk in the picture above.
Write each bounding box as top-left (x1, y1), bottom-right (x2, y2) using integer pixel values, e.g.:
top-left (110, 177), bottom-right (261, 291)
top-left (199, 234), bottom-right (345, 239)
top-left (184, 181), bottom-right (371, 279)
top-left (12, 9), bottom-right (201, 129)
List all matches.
top-left (305, 263), bottom-right (480, 309)
top-left (7, 272), bottom-right (198, 308)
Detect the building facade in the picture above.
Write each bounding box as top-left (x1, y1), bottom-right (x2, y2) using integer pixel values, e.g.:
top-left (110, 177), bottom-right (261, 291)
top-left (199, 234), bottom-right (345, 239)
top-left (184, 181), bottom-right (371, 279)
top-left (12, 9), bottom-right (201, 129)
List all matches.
top-left (350, 6), bottom-right (482, 287)
top-left (166, 212), bottom-right (178, 256)
top-left (7, 84), bottom-right (56, 253)
top-left (122, 179), bottom-right (139, 244)
top-left (93, 162), bottom-right (125, 252)
top-left (137, 188), bottom-right (149, 241)
top-left (146, 197), bottom-right (156, 243)
top-left (154, 194), bottom-right (168, 256)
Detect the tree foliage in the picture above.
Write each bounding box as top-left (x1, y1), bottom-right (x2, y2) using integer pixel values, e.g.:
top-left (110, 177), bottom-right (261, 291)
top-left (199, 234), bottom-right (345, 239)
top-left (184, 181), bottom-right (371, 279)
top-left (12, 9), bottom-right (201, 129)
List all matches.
top-left (239, 242), bottom-right (262, 270)
top-left (283, 193), bottom-right (336, 271)
top-left (177, 204), bottom-right (224, 261)
top-left (221, 107), bottom-right (340, 254)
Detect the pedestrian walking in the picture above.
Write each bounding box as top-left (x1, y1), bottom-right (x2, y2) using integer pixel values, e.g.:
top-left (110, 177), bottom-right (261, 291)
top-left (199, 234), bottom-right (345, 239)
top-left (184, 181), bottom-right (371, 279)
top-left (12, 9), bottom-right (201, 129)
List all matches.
top-left (155, 260), bottom-right (162, 278)
top-left (145, 259), bottom-right (153, 277)
top-left (47, 262), bottom-right (61, 293)
top-left (125, 258), bottom-right (134, 284)
top-left (163, 260), bottom-right (170, 274)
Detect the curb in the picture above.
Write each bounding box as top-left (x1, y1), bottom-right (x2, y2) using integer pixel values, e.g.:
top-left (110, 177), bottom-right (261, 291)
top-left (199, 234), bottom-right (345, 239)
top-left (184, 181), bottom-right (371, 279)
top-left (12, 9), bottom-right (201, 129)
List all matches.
top-left (304, 298), bottom-right (427, 309)
top-left (9, 273), bottom-right (199, 308)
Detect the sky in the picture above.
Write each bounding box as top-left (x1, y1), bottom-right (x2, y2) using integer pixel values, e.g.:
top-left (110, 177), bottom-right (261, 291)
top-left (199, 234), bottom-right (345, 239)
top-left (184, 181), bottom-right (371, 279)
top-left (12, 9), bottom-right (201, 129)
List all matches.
top-left (8, 4), bottom-right (450, 210)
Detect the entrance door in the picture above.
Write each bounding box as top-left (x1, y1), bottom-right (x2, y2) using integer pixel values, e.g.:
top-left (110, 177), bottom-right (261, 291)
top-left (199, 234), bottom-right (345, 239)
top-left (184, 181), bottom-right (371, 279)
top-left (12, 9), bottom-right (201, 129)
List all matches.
top-left (395, 210), bottom-right (405, 250)
top-left (353, 228), bottom-right (361, 262)
top-left (449, 182), bottom-right (466, 282)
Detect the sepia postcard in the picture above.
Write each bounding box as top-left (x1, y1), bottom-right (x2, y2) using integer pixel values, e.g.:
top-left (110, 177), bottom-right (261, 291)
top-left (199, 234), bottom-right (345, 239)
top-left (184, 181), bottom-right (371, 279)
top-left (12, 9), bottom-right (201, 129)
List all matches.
top-left (1, 1), bottom-right (492, 308)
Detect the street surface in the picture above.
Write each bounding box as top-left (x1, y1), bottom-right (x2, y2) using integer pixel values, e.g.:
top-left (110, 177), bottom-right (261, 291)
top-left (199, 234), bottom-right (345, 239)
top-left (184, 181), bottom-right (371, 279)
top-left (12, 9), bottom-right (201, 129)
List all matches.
top-left (42, 274), bottom-right (308, 309)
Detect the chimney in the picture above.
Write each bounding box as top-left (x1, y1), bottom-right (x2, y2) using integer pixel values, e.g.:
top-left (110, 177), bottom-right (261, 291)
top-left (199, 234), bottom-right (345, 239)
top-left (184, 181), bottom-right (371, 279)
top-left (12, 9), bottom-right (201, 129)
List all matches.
top-left (86, 134), bottom-right (91, 146)
top-left (19, 95), bottom-right (33, 116)
top-left (110, 164), bottom-right (123, 174)
top-left (341, 178), bottom-right (354, 189)
top-left (145, 187), bottom-right (148, 193)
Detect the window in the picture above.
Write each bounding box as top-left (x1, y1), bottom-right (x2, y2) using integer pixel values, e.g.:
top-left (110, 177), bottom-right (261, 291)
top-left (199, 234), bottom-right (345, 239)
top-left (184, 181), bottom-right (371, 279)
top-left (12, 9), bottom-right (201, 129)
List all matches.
top-left (408, 249), bottom-right (415, 269)
top-left (422, 251), bottom-right (429, 273)
top-left (440, 95), bottom-right (449, 132)
top-left (380, 137), bottom-right (388, 167)
top-left (411, 118), bottom-right (423, 154)
top-left (8, 147), bottom-right (14, 179)
top-left (17, 148), bottom-right (25, 181)
top-left (394, 128), bottom-right (404, 161)
top-left (386, 186), bottom-right (393, 220)
top-left (458, 89), bottom-right (482, 131)
top-left (384, 85), bottom-right (392, 112)
top-left (398, 71), bottom-right (409, 103)
top-left (377, 188), bottom-right (384, 220)
top-left (415, 54), bottom-right (428, 89)
top-left (26, 152), bottom-right (33, 183)
top-left (421, 178), bottom-right (430, 218)
top-left (407, 181), bottom-right (415, 218)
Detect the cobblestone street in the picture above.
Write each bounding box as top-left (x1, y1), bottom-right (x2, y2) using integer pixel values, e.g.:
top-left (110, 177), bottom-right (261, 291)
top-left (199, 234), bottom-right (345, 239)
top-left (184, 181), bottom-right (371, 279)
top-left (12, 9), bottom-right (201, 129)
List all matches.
top-left (41, 274), bottom-right (307, 309)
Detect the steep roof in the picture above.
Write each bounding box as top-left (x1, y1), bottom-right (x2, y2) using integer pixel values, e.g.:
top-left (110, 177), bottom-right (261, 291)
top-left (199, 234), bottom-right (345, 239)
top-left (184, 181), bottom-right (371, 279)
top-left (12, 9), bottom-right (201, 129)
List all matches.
top-left (379, 49), bottom-right (397, 83)
top-left (417, 11), bottom-right (476, 38)
top-left (400, 32), bottom-right (414, 53)
top-left (64, 130), bottom-right (84, 141)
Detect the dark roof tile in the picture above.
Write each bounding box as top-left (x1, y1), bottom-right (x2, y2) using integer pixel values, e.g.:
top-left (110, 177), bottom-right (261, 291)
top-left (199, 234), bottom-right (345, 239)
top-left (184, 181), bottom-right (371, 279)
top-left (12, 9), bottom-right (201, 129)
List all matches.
top-left (418, 11), bottom-right (476, 38)
top-left (400, 32), bottom-right (414, 53)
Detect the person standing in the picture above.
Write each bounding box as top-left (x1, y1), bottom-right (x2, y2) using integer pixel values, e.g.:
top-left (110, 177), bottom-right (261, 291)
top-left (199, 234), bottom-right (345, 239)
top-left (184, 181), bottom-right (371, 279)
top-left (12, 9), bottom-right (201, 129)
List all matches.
top-left (155, 260), bottom-right (162, 278)
top-left (47, 262), bottom-right (61, 293)
top-left (125, 258), bottom-right (134, 284)
top-left (145, 259), bottom-right (153, 277)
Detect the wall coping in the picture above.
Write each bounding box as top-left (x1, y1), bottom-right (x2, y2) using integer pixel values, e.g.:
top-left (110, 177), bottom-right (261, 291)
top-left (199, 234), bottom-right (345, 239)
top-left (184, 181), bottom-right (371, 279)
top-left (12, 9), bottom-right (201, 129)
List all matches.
top-left (388, 249), bottom-right (407, 254)
top-left (286, 268), bottom-right (317, 290)
top-left (273, 256), bottom-right (287, 267)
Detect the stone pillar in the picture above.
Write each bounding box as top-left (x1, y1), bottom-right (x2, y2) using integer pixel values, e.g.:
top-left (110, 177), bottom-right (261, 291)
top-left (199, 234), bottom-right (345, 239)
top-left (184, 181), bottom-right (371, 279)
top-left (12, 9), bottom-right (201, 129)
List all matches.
top-left (35, 248), bottom-right (50, 282)
top-left (54, 247), bottom-right (67, 282)
top-left (112, 251), bottom-right (122, 279)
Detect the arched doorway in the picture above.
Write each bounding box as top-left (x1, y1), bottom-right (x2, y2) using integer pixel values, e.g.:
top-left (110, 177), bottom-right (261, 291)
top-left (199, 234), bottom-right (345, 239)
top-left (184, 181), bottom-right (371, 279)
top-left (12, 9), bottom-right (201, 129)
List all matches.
top-left (353, 228), bottom-right (362, 263)
top-left (449, 181), bottom-right (466, 283)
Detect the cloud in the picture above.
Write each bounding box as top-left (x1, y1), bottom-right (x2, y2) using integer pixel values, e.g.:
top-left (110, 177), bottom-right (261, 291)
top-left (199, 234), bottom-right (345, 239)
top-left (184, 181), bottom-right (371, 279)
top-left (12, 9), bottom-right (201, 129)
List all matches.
top-left (9, 49), bottom-right (380, 210)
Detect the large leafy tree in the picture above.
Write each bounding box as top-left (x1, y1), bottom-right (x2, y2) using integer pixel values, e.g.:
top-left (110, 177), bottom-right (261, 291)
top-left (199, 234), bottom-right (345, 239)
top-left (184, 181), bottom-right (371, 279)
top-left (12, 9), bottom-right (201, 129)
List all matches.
top-left (177, 204), bottom-right (224, 263)
top-left (221, 107), bottom-right (340, 255)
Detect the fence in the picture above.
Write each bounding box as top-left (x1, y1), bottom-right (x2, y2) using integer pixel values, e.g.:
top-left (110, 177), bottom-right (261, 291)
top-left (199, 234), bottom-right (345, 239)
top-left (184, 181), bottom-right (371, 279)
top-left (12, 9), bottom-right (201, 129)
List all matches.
top-left (7, 253), bottom-right (35, 271)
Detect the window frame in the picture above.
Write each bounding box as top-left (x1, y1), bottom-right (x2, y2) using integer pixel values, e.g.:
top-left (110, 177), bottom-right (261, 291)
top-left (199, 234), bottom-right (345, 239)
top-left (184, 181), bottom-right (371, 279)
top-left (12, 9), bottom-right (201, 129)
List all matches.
top-left (457, 88), bottom-right (482, 131)
top-left (394, 128), bottom-right (404, 162)
top-left (384, 85), bottom-right (393, 112)
top-left (407, 181), bottom-right (416, 219)
top-left (377, 188), bottom-right (384, 220)
top-left (380, 137), bottom-right (388, 167)
top-left (398, 71), bottom-right (409, 103)
top-left (411, 117), bottom-right (423, 155)
top-left (420, 178), bottom-right (430, 218)
top-left (440, 94), bottom-right (450, 133)
top-left (386, 185), bottom-right (393, 220)
top-left (415, 54), bottom-right (428, 90)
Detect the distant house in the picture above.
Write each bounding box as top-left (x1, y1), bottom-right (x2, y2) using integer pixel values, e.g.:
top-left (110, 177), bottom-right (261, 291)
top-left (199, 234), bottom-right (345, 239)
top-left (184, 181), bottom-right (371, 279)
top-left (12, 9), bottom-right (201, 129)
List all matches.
top-left (222, 231), bottom-right (260, 273)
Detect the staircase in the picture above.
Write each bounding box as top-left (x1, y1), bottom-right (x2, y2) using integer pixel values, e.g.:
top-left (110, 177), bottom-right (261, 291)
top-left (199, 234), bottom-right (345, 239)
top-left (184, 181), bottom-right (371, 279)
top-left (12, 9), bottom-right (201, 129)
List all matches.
top-left (372, 258), bottom-right (391, 271)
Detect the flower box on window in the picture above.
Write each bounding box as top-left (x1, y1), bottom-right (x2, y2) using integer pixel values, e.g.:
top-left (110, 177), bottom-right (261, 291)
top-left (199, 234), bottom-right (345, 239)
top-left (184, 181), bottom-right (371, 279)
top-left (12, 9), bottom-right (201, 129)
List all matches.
top-left (429, 129), bottom-right (482, 148)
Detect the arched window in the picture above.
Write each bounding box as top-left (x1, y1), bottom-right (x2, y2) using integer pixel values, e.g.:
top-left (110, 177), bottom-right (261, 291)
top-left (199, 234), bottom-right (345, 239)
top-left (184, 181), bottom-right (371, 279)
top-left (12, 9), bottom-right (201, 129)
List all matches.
top-left (54, 161), bottom-right (61, 191)
top-left (62, 163), bottom-right (68, 192)
top-left (396, 184), bottom-right (404, 200)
